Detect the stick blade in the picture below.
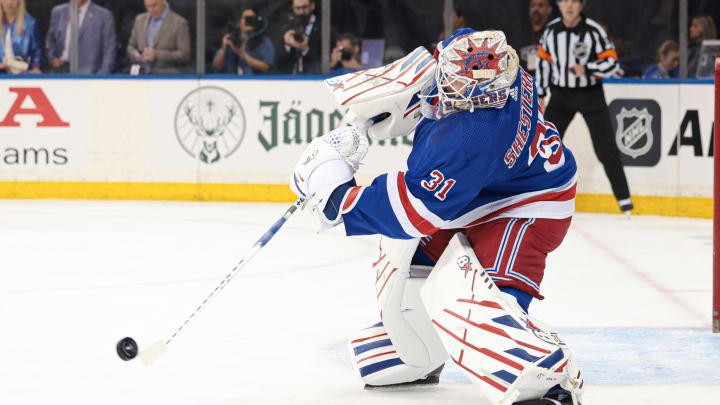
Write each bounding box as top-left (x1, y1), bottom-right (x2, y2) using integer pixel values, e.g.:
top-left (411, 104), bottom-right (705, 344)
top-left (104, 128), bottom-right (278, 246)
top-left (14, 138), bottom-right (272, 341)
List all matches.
top-left (138, 340), bottom-right (167, 367)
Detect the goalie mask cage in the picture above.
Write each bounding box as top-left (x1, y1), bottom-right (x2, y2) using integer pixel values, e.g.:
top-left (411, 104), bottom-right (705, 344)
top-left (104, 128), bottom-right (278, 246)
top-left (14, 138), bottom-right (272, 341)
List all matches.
top-left (714, 53), bottom-right (720, 333)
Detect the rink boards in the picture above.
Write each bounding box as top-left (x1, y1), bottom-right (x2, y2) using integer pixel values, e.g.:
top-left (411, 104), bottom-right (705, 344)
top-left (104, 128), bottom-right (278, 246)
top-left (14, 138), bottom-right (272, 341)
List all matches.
top-left (0, 76), bottom-right (713, 217)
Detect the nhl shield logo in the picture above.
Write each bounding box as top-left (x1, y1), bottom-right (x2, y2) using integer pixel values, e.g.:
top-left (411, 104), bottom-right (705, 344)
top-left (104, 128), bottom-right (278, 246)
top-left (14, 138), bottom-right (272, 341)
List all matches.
top-left (615, 107), bottom-right (653, 159)
top-left (174, 86), bottom-right (246, 164)
top-left (608, 99), bottom-right (661, 166)
top-left (572, 42), bottom-right (589, 60)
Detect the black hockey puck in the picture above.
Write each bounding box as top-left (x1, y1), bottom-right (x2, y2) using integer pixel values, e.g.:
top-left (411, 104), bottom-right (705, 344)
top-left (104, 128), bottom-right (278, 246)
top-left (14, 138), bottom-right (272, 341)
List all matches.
top-left (116, 337), bottom-right (139, 361)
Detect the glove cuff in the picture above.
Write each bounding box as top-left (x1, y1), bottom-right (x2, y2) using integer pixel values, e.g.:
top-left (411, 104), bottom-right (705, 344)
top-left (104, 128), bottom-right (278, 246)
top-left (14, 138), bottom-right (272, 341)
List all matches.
top-left (320, 178), bottom-right (357, 226)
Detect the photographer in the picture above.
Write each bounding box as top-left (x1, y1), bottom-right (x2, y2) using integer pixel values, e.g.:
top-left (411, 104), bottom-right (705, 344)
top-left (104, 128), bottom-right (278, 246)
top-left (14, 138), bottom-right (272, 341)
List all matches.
top-left (277, 0), bottom-right (320, 74)
top-left (329, 33), bottom-right (361, 76)
top-left (212, 6), bottom-right (274, 74)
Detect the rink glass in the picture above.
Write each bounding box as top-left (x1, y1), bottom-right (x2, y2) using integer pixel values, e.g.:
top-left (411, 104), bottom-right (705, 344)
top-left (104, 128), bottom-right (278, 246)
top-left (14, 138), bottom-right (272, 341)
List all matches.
top-left (16, 0), bottom-right (717, 77)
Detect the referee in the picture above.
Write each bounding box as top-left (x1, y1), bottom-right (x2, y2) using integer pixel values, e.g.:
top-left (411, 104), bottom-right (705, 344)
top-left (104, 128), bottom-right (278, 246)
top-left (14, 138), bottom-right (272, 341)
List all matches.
top-left (536, 0), bottom-right (633, 214)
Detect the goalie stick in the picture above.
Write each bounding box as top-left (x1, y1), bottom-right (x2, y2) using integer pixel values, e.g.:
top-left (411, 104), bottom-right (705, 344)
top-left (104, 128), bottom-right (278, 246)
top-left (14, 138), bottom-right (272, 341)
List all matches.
top-left (136, 198), bottom-right (304, 367)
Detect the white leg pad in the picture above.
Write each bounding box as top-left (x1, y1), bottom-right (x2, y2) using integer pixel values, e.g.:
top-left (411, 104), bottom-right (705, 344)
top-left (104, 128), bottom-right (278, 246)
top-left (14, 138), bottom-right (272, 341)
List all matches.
top-left (349, 236), bottom-right (448, 386)
top-left (420, 233), bottom-right (584, 405)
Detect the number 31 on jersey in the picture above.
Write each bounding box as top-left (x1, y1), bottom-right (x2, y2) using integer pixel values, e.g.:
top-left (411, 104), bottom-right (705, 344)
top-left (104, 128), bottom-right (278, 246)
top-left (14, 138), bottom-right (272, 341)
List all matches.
top-left (421, 170), bottom-right (456, 201)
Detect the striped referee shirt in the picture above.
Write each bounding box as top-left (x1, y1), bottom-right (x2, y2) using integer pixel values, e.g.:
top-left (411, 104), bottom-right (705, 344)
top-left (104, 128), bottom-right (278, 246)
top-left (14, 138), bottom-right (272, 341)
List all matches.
top-left (536, 15), bottom-right (621, 97)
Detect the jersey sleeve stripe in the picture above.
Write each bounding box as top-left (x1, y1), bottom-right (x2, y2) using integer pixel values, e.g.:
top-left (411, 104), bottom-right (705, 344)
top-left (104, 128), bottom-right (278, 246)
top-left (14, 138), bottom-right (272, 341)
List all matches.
top-left (401, 179), bottom-right (450, 227)
top-left (395, 172), bottom-right (440, 236)
top-left (386, 171), bottom-right (428, 237)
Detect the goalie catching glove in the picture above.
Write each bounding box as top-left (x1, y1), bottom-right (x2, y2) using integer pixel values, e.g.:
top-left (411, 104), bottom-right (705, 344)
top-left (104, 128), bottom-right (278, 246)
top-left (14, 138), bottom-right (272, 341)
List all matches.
top-left (290, 126), bottom-right (369, 228)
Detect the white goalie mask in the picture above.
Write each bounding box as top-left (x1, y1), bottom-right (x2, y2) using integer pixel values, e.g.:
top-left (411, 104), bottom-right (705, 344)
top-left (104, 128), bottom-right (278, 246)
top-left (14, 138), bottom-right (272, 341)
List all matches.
top-left (421, 30), bottom-right (519, 119)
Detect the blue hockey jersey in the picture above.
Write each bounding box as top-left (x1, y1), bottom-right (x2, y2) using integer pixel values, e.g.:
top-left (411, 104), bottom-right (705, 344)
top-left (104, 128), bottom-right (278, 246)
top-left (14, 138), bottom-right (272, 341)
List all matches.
top-left (339, 68), bottom-right (577, 239)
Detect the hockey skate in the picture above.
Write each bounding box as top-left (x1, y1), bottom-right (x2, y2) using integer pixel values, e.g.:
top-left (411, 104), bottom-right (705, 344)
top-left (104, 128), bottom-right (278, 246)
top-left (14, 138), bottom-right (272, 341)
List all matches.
top-left (513, 399), bottom-right (569, 405)
top-left (363, 364), bottom-right (444, 390)
top-left (618, 198), bottom-right (634, 218)
top-left (513, 384), bottom-right (583, 405)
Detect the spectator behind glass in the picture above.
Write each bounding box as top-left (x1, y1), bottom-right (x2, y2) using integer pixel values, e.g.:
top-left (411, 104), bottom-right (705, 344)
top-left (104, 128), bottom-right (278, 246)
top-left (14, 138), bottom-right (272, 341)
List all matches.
top-left (329, 33), bottom-right (360, 76)
top-left (127, 0), bottom-right (191, 74)
top-left (519, 0), bottom-right (553, 74)
top-left (643, 40), bottom-right (679, 79)
top-left (0, 0), bottom-right (41, 74)
top-left (598, 21), bottom-right (642, 78)
top-left (212, 6), bottom-right (274, 75)
top-left (277, 0), bottom-right (321, 74)
top-left (45, 0), bottom-right (117, 74)
top-left (688, 14), bottom-right (717, 77)
top-left (436, 0), bottom-right (470, 46)
top-left (450, 1), bottom-right (469, 32)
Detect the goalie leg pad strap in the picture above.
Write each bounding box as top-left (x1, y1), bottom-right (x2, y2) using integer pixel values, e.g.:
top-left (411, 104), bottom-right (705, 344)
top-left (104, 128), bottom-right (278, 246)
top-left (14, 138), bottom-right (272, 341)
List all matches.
top-left (420, 233), bottom-right (583, 405)
top-left (349, 237), bottom-right (448, 386)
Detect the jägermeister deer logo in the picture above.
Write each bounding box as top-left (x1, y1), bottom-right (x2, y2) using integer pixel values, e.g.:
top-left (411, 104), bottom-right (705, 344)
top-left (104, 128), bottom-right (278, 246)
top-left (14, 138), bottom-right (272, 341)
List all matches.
top-left (174, 86), bottom-right (246, 164)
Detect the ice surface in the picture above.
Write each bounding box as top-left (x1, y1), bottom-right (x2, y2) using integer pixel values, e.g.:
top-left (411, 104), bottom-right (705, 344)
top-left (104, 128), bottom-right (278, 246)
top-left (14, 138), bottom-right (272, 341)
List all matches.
top-left (0, 200), bottom-right (718, 404)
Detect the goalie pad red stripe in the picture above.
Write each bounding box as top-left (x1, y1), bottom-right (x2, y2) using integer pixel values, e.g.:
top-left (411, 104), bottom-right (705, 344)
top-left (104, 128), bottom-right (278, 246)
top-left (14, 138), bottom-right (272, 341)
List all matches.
top-left (444, 308), bottom-right (552, 354)
top-left (452, 356), bottom-right (509, 392)
top-left (358, 350), bottom-right (397, 364)
top-left (432, 319), bottom-right (524, 371)
top-left (350, 332), bottom-right (387, 344)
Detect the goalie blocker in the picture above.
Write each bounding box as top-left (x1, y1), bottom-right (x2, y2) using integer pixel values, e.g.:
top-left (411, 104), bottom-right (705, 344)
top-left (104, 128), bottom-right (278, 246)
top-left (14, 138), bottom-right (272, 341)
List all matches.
top-left (349, 234), bottom-right (583, 405)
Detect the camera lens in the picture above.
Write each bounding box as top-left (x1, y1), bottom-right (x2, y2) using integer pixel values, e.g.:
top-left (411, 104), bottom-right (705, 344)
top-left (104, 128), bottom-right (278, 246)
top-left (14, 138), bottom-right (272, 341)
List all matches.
top-left (341, 48), bottom-right (353, 61)
top-left (245, 16), bottom-right (261, 28)
top-left (231, 26), bottom-right (242, 46)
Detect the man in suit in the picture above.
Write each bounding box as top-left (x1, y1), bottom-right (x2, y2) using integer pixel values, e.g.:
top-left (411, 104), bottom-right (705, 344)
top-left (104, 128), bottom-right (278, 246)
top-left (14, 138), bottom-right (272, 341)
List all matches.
top-left (127, 0), bottom-right (191, 74)
top-left (45, 0), bottom-right (117, 74)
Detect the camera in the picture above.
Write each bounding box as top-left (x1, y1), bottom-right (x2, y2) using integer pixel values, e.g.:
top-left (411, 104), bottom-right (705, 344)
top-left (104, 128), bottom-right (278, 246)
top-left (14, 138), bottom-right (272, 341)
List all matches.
top-left (286, 13), bottom-right (311, 43)
top-left (244, 15), bottom-right (262, 29)
top-left (225, 15), bottom-right (264, 47)
top-left (340, 47), bottom-right (353, 61)
top-left (226, 22), bottom-right (243, 46)
top-left (292, 29), bottom-right (305, 43)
